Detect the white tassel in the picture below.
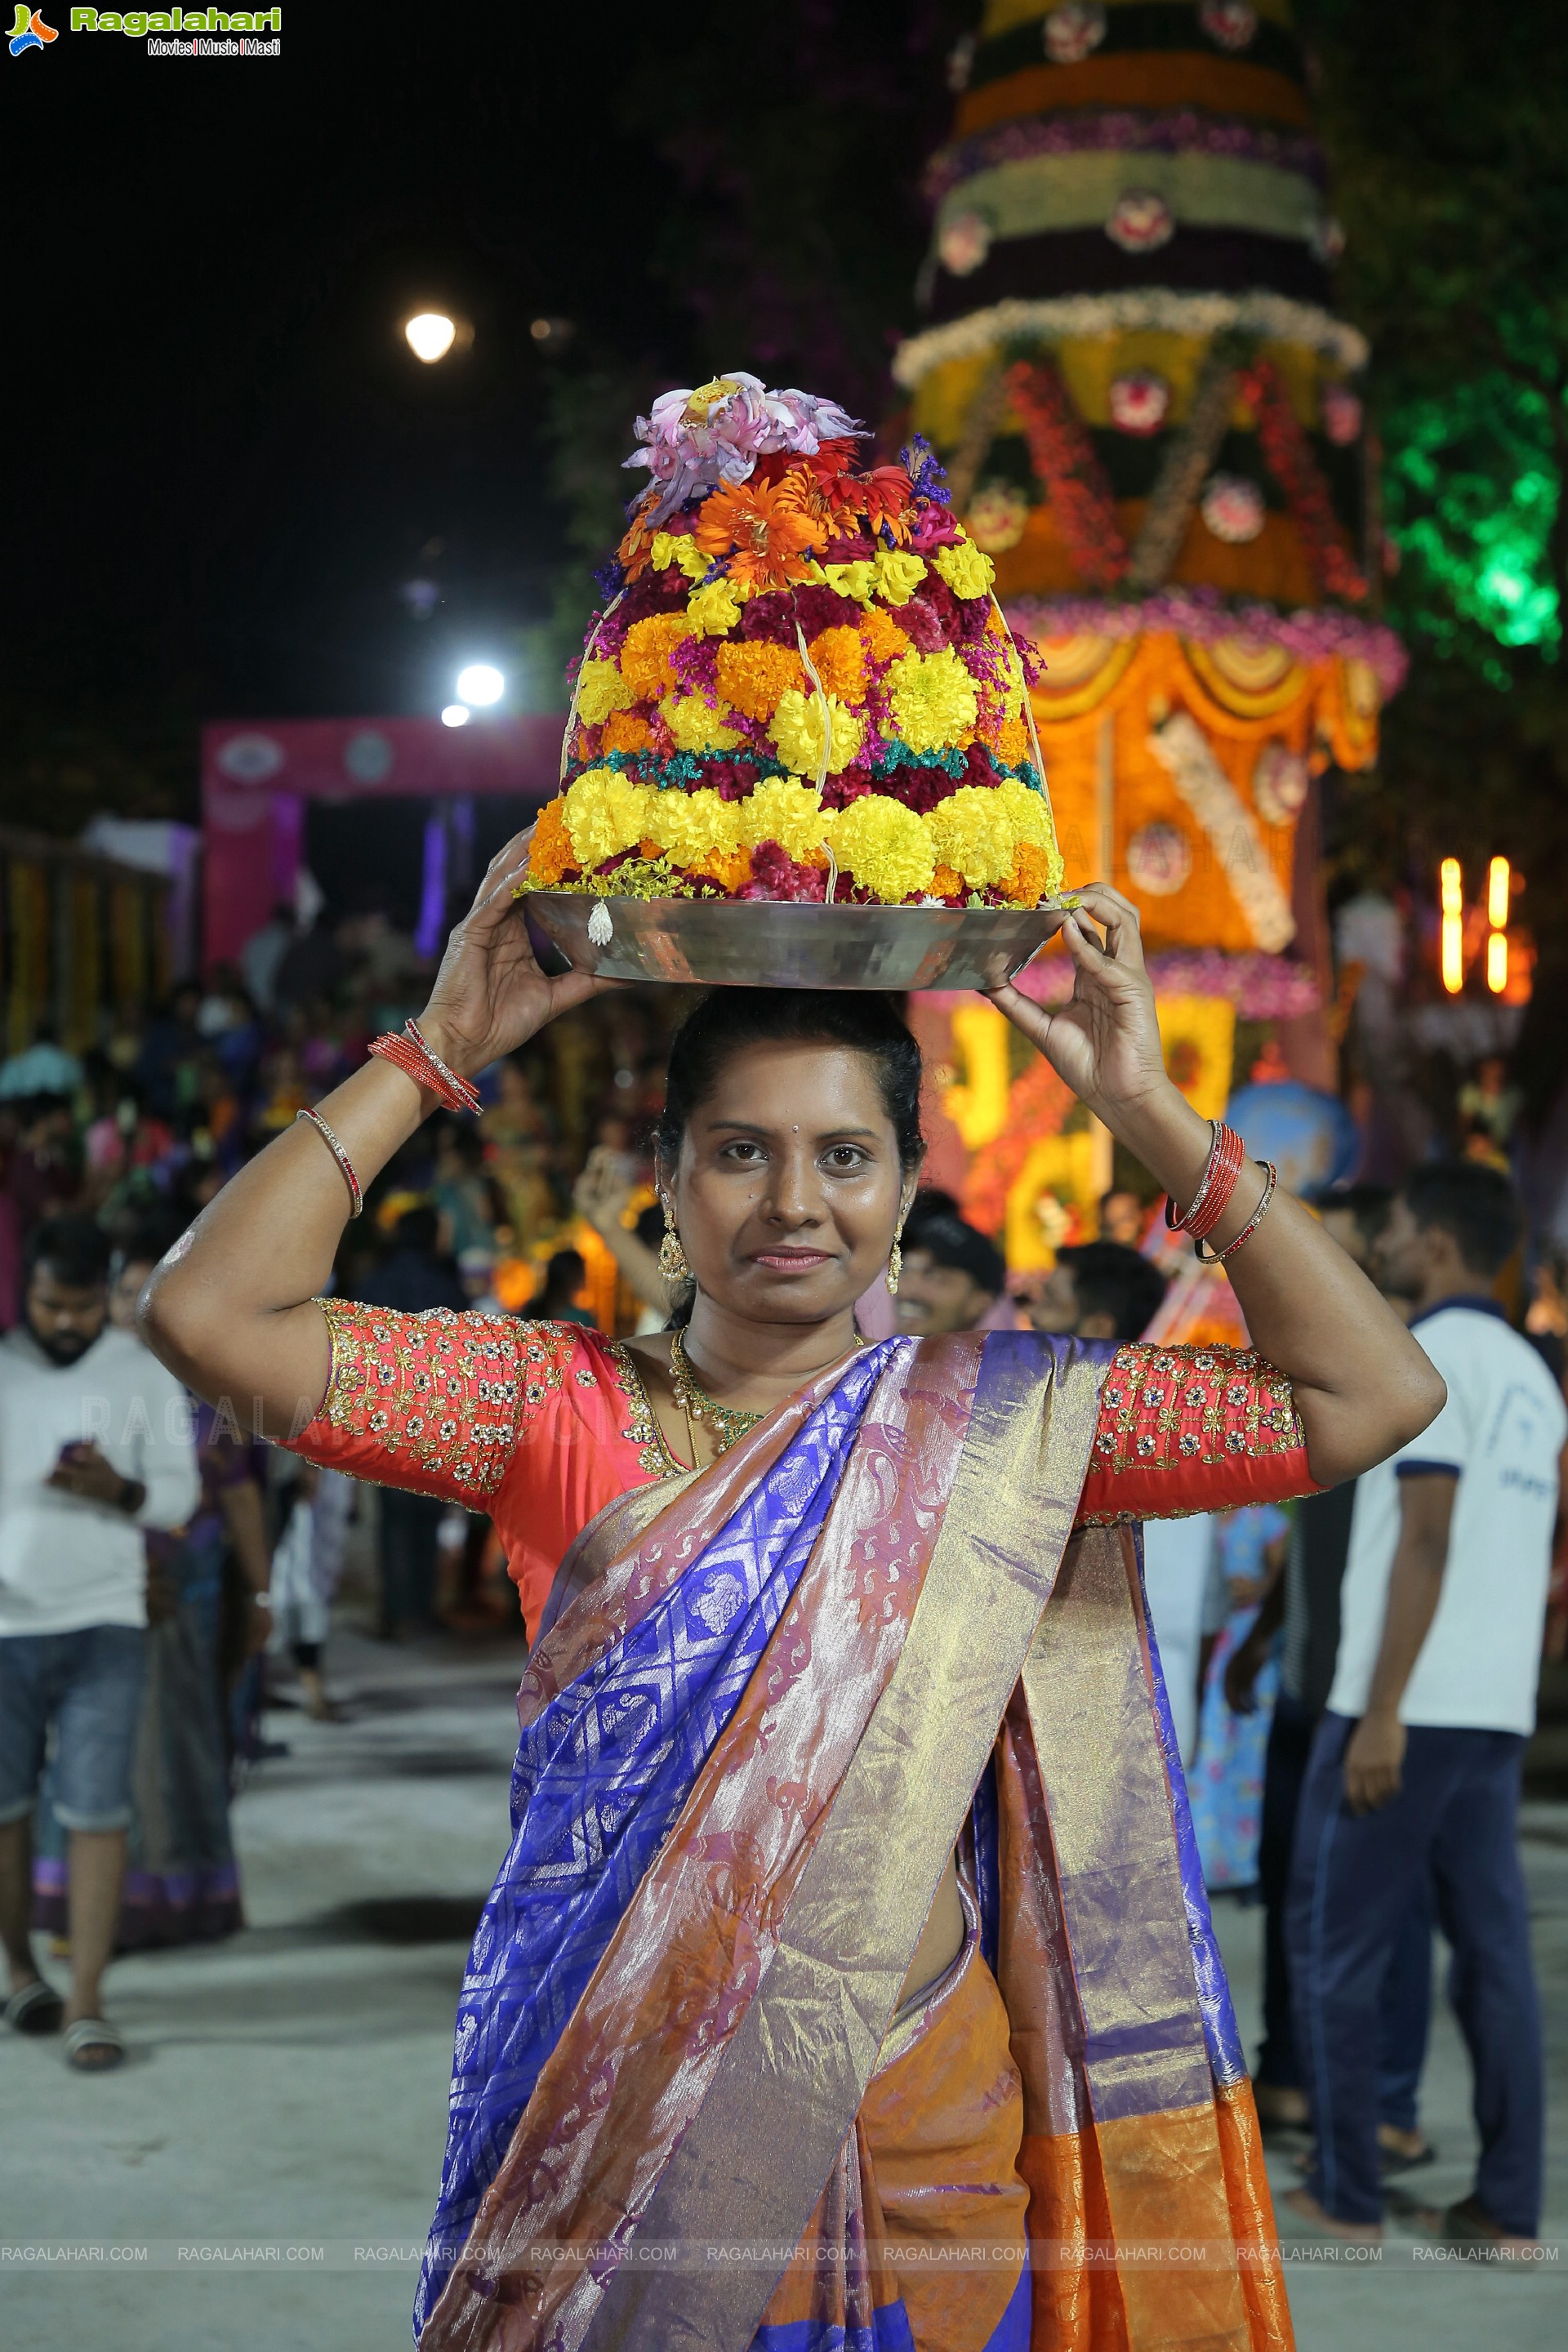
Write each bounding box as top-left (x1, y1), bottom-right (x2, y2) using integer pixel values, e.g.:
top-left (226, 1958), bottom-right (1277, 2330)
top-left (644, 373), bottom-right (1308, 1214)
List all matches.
top-left (587, 901), bottom-right (613, 947)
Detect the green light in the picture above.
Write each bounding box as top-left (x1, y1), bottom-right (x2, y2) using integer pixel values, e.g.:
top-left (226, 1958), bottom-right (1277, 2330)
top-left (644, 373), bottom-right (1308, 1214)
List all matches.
top-left (1383, 376), bottom-right (1561, 655)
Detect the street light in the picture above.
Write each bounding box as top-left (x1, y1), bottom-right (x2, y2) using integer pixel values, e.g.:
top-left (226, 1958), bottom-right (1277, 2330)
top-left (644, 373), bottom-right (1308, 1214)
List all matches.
top-left (405, 313), bottom-right (458, 363)
top-left (456, 663), bottom-right (504, 706)
top-left (440, 704), bottom-right (470, 728)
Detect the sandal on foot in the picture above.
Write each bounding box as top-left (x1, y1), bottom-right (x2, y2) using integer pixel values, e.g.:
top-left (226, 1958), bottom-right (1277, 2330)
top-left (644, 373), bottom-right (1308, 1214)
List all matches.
top-left (1381, 2136), bottom-right (1438, 2176)
top-left (5, 1981), bottom-right (65, 2035)
top-left (63, 2017), bottom-right (125, 2072)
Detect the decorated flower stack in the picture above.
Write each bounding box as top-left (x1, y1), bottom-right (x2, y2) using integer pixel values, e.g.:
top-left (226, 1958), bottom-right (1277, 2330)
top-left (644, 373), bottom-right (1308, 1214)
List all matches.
top-left (893, 0), bottom-right (1406, 1265)
top-left (523, 376), bottom-right (1065, 918)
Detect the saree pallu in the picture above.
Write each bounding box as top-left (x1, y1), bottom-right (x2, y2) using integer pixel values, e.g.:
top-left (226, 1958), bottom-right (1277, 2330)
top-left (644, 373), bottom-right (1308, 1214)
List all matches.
top-left (415, 1333), bottom-right (1292, 2352)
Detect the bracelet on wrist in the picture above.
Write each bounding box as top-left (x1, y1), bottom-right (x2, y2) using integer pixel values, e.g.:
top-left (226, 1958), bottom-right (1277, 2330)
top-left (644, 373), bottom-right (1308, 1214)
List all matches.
top-left (1196, 1160), bottom-right (1278, 1266)
top-left (1165, 1119), bottom-right (1246, 1243)
top-left (296, 1107), bottom-right (363, 1218)
top-left (367, 1020), bottom-right (482, 1116)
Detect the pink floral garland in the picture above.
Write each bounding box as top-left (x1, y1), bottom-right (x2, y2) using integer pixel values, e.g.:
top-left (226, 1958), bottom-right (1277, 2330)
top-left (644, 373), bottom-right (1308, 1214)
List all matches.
top-left (1005, 359), bottom-right (1129, 591)
top-left (1240, 358), bottom-right (1368, 605)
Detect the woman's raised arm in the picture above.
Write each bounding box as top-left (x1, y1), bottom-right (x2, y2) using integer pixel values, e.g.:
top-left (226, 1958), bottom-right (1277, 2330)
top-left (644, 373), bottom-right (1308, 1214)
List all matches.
top-left (139, 832), bottom-right (614, 1438)
top-left (988, 887), bottom-right (1445, 1486)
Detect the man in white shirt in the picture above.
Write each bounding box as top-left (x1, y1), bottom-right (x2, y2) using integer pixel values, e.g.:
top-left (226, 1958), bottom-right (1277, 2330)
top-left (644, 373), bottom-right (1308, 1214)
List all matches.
top-left (0, 1217), bottom-right (199, 2069)
top-left (1285, 1162), bottom-right (1566, 2250)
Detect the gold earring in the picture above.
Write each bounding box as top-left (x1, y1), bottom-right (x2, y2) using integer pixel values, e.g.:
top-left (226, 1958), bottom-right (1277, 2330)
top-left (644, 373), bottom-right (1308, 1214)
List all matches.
top-left (886, 1233), bottom-right (903, 1295)
top-left (658, 1209), bottom-right (690, 1282)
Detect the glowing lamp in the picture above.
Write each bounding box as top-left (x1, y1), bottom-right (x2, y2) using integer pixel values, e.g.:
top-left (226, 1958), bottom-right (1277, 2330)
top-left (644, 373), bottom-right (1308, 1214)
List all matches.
top-left (405, 313), bottom-right (458, 363)
top-left (1487, 857), bottom-right (1511, 930)
top-left (1439, 858), bottom-right (1464, 995)
top-left (1486, 932), bottom-right (1508, 995)
top-left (456, 663), bottom-right (504, 706)
top-left (440, 704), bottom-right (470, 728)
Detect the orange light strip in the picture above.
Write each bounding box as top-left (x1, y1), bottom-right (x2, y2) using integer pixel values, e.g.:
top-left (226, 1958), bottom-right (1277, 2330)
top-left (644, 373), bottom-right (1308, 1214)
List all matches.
top-left (1440, 858), bottom-right (1463, 994)
top-left (1487, 857), bottom-right (1511, 930)
top-left (1486, 931), bottom-right (1508, 995)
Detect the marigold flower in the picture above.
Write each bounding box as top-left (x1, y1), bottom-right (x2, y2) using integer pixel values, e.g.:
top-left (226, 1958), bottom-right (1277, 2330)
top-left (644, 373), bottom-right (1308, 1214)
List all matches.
top-left (996, 777), bottom-right (1063, 893)
top-left (575, 657), bottom-right (635, 727)
top-left (693, 476), bottom-right (827, 594)
top-left (738, 778), bottom-right (831, 865)
top-left (927, 785), bottom-right (1014, 889)
top-left (805, 626), bottom-right (866, 705)
top-left (620, 614), bottom-right (693, 700)
top-left (601, 711), bottom-right (655, 755)
top-left (649, 787), bottom-right (745, 868)
top-left (930, 863), bottom-right (966, 901)
top-left (688, 844), bottom-right (754, 892)
top-left (525, 798), bottom-right (577, 887)
top-left (994, 712), bottom-right (1031, 769)
top-left (887, 646), bottom-right (979, 753)
top-left (858, 606), bottom-right (912, 667)
top-left (831, 795), bottom-right (935, 902)
top-left (715, 640), bottom-right (805, 721)
top-left (563, 770), bottom-right (655, 868)
top-left (931, 539), bottom-right (996, 601)
top-left (664, 694), bottom-right (744, 755)
top-left (872, 550), bottom-right (928, 608)
top-left (686, 579), bottom-right (746, 635)
top-left (769, 687), bottom-right (866, 779)
top-left (999, 840), bottom-right (1058, 906)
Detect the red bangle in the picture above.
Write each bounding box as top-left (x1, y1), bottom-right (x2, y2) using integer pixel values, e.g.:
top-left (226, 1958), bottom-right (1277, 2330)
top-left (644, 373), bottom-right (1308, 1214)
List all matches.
top-left (368, 1024), bottom-right (481, 1116)
top-left (1165, 1120), bottom-right (1245, 1242)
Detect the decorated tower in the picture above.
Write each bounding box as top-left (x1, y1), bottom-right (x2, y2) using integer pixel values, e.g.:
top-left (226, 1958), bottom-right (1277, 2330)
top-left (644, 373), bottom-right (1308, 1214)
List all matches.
top-left (894, 0), bottom-right (1404, 1253)
top-left (898, 5), bottom-right (1405, 1000)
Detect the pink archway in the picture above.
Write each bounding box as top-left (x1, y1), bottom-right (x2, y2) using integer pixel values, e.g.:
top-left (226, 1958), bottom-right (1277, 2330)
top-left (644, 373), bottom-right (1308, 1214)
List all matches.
top-left (202, 715), bottom-right (562, 972)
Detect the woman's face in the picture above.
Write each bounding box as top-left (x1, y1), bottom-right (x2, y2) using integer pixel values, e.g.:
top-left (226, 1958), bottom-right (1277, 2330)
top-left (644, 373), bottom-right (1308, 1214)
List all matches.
top-left (669, 1040), bottom-right (915, 1326)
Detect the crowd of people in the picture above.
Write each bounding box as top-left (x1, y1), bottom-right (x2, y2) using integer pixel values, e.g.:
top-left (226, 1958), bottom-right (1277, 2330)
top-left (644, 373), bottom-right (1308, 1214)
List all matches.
top-left (0, 911), bottom-right (1563, 2263)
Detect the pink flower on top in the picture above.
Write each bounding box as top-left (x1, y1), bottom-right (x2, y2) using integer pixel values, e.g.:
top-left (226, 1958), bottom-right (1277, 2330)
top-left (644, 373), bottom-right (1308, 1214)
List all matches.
top-left (625, 373), bottom-right (864, 527)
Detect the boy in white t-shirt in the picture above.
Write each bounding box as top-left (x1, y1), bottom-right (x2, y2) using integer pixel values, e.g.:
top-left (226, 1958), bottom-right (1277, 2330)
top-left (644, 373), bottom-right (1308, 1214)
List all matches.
top-left (1285, 1161), bottom-right (1566, 2250)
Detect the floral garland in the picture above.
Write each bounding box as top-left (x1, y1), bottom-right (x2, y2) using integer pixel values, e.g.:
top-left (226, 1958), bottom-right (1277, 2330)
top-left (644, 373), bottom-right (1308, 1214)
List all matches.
top-left (892, 294), bottom-right (1368, 390)
top-left (1239, 357), bottom-right (1369, 605)
top-left (1004, 587), bottom-right (1407, 697)
top-left (923, 111), bottom-right (1329, 208)
top-left (1006, 359), bottom-right (1129, 590)
top-left (1146, 713), bottom-right (1295, 953)
top-left (519, 379), bottom-right (1066, 910)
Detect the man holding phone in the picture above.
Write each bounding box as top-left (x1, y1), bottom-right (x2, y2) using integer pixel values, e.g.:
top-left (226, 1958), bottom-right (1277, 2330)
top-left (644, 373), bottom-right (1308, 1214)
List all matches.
top-left (0, 1216), bottom-right (199, 2069)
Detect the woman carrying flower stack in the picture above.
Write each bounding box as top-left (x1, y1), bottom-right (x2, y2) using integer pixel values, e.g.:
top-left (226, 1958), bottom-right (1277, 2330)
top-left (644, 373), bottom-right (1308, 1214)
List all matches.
top-left (140, 382), bottom-right (1443, 2352)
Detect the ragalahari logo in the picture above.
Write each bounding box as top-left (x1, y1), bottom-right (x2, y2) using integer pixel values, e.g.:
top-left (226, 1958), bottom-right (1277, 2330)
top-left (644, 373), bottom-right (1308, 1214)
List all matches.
top-left (8, 6), bottom-right (57, 49)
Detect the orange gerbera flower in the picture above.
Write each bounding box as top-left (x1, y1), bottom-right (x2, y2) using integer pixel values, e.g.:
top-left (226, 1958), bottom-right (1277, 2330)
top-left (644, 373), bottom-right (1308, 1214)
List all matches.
top-left (616, 486), bottom-right (662, 581)
top-left (693, 475), bottom-right (827, 592)
top-left (861, 463), bottom-right (915, 546)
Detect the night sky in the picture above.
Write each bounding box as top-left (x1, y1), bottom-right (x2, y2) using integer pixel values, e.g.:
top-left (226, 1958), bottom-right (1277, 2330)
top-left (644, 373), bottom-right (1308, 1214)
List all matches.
top-left (9, 10), bottom-right (697, 756)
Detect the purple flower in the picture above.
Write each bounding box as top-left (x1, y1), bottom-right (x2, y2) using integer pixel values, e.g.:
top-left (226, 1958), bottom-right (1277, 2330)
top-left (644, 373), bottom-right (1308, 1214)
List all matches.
top-left (623, 373), bottom-right (865, 528)
top-left (901, 436), bottom-right (951, 506)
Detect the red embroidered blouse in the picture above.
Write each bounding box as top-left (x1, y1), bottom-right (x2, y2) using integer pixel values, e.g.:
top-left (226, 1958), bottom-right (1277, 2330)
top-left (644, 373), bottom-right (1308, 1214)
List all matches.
top-left (281, 1304), bottom-right (1318, 1633)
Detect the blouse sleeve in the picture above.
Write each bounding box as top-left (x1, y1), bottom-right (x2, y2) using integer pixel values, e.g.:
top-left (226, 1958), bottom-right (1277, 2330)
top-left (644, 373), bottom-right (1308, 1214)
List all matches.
top-left (279, 1298), bottom-right (595, 1511)
top-left (1075, 1341), bottom-right (1322, 1526)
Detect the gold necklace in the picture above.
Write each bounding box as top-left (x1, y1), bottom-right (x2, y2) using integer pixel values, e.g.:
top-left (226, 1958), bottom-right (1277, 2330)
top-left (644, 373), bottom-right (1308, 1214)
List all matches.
top-left (668, 1327), bottom-right (865, 1457)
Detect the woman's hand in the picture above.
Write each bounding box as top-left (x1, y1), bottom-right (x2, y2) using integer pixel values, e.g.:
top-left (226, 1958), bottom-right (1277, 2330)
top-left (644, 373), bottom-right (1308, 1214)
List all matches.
top-left (986, 885), bottom-right (1172, 1132)
top-left (416, 827), bottom-right (619, 1078)
top-left (573, 1145), bottom-right (637, 1240)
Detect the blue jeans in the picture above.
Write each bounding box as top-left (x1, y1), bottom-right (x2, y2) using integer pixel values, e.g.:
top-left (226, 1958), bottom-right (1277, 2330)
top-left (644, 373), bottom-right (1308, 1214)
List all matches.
top-left (0, 1626), bottom-right (148, 1833)
top-left (1287, 1711), bottom-right (1543, 2232)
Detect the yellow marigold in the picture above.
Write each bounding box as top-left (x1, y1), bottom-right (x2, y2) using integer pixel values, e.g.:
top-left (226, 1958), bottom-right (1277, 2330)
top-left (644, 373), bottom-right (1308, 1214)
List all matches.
top-left (887, 646), bottom-right (979, 753)
top-left (931, 538), bottom-right (996, 601)
top-left (687, 578), bottom-right (746, 636)
top-left (872, 550), bottom-right (928, 608)
top-left (858, 606), bottom-right (911, 667)
top-left (619, 614), bottom-right (693, 700)
top-left (996, 775), bottom-right (1057, 849)
top-left (831, 795), bottom-right (935, 903)
top-left (601, 710), bottom-right (655, 755)
top-left (1000, 840), bottom-right (1058, 908)
top-left (714, 640), bottom-right (804, 721)
top-left (823, 559), bottom-right (877, 604)
top-left (664, 694), bottom-right (744, 755)
top-left (648, 786), bottom-right (745, 867)
top-left (563, 769), bottom-right (655, 868)
top-left (652, 532), bottom-right (710, 581)
top-left (525, 798), bottom-right (577, 887)
top-left (769, 687), bottom-right (866, 778)
top-left (806, 626), bottom-right (866, 705)
top-left (576, 657), bottom-right (635, 727)
top-left (738, 778), bottom-right (831, 865)
top-left (927, 786), bottom-right (1016, 889)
